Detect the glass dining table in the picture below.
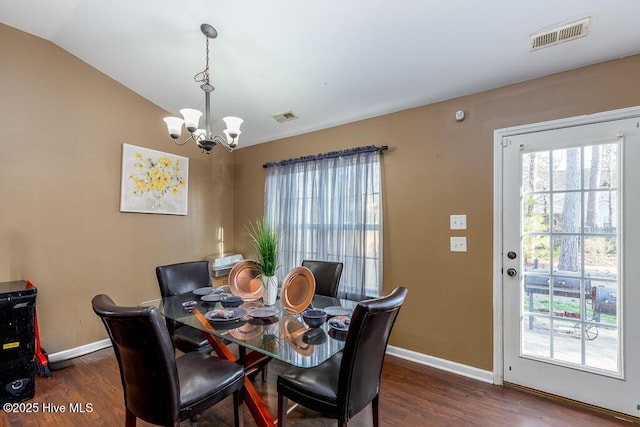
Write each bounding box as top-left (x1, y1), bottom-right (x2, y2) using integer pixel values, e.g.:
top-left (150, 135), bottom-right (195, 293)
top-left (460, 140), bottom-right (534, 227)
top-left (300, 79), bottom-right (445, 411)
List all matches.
top-left (140, 290), bottom-right (358, 426)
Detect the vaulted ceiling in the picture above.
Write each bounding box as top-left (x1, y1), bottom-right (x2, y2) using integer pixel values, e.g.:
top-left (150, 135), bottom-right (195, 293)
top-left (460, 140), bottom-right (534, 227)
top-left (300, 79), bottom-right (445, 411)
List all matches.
top-left (2, 0), bottom-right (640, 147)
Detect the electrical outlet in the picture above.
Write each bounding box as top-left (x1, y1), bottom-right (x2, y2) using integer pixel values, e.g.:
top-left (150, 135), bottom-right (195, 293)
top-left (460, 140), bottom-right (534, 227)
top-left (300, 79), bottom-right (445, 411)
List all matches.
top-left (450, 214), bottom-right (467, 230)
top-left (450, 237), bottom-right (467, 252)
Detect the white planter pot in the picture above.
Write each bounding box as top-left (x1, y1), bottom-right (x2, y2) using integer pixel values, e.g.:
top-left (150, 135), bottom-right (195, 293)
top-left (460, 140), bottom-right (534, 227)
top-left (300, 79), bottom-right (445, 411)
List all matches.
top-left (262, 275), bottom-right (278, 306)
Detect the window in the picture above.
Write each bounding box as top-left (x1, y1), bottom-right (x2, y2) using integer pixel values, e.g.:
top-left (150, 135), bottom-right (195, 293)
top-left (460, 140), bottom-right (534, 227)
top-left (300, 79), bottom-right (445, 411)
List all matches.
top-left (264, 146), bottom-right (383, 300)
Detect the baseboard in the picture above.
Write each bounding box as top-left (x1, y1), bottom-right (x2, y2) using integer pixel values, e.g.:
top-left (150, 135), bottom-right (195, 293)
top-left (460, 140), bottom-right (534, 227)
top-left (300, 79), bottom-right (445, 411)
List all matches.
top-left (387, 345), bottom-right (494, 384)
top-left (47, 339), bottom-right (494, 385)
top-left (47, 339), bottom-right (112, 364)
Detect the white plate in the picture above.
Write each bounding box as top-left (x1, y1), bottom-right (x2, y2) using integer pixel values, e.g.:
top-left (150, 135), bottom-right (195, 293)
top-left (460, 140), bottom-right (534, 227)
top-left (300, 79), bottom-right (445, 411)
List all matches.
top-left (201, 293), bottom-right (229, 302)
top-left (247, 307), bottom-right (279, 318)
top-left (193, 287), bottom-right (214, 296)
top-left (328, 316), bottom-right (350, 332)
top-left (324, 306), bottom-right (353, 317)
top-left (205, 308), bottom-right (247, 322)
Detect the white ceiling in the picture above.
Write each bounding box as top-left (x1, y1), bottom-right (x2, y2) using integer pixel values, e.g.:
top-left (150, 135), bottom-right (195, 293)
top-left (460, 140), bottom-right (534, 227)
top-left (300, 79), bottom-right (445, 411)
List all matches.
top-left (2, 0), bottom-right (640, 147)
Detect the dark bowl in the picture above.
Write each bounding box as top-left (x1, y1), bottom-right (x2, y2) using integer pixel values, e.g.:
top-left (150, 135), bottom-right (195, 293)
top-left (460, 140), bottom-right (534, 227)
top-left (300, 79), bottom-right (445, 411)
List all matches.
top-left (302, 309), bottom-right (327, 328)
top-left (221, 295), bottom-right (243, 308)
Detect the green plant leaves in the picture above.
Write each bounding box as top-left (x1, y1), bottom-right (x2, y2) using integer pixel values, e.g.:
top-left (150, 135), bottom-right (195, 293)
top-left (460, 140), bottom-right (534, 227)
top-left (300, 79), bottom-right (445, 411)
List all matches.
top-left (246, 219), bottom-right (279, 277)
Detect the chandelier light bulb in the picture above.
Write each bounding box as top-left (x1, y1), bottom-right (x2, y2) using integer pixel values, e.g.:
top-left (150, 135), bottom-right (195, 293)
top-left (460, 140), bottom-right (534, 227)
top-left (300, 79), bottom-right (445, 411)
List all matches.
top-left (179, 109), bottom-right (203, 132)
top-left (223, 116), bottom-right (243, 134)
top-left (163, 117), bottom-right (184, 139)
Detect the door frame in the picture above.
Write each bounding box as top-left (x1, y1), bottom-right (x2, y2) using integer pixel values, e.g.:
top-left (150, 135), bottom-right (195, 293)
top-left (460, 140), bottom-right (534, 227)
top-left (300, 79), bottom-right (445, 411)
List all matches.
top-left (492, 105), bottom-right (640, 386)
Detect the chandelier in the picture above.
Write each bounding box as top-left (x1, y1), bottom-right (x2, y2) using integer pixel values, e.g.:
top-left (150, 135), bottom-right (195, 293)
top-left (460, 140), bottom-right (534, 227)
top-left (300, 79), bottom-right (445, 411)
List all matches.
top-left (163, 24), bottom-right (243, 154)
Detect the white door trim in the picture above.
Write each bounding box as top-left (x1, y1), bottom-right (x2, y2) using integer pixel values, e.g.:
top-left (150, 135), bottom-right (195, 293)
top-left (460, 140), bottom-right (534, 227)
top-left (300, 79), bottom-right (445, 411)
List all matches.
top-left (492, 105), bottom-right (640, 386)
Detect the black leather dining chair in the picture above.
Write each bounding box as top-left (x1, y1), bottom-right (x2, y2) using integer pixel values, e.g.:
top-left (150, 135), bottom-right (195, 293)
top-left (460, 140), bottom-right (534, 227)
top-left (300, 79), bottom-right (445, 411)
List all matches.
top-left (157, 261), bottom-right (270, 380)
top-left (91, 294), bottom-right (245, 427)
top-left (156, 261), bottom-right (213, 353)
top-left (301, 260), bottom-right (344, 298)
top-left (277, 286), bottom-right (408, 427)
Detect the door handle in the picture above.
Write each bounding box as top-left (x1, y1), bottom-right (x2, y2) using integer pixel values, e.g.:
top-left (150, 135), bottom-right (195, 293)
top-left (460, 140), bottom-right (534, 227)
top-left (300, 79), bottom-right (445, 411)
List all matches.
top-left (506, 268), bottom-right (518, 277)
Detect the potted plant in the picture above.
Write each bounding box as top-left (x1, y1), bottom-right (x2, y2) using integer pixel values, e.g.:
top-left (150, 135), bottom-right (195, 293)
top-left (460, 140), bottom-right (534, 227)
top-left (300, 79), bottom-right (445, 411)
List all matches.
top-left (246, 218), bottom-right (280, 305)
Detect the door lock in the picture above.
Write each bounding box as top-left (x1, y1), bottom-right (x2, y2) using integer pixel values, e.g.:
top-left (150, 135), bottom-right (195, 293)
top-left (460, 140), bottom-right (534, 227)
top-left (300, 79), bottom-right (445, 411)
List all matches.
top-left (506, 268), bottom-right (518, 277)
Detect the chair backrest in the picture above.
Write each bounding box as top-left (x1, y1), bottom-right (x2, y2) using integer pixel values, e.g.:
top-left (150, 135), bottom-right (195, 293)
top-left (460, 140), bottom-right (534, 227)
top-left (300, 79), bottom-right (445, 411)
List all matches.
top-left (156, 261), bottom-right (212, 297)
top-left (91, 294), bottom-right (181, 426)
top-left (301, 260), bottom-right (343, 298)
top-left (338, 287), bottom-right (408, 421)
top-left (156, 261), bottom-right (212, 336)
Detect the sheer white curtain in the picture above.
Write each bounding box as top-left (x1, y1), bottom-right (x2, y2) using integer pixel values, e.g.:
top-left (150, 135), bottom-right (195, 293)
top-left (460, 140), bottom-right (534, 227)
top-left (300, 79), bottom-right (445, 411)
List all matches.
top-left (264, 146), bottom-right (383, 300)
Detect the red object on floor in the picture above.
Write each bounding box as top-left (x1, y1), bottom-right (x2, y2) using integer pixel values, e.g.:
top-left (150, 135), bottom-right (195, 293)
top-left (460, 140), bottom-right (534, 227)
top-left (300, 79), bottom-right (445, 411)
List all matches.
top-left (25, 280), bottom-right (50, 377)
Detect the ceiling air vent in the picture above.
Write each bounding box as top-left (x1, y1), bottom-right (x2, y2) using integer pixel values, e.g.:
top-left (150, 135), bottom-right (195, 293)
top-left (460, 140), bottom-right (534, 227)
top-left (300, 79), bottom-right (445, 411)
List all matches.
top-left (272, 111), bottom-right (298, 123)
top-left (530, 17), bottom-right (590, 51)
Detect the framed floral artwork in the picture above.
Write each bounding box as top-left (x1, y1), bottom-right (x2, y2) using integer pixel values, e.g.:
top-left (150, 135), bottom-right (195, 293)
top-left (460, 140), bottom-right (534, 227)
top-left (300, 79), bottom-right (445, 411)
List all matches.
top-left (120, 143), bottom-right (189, 215)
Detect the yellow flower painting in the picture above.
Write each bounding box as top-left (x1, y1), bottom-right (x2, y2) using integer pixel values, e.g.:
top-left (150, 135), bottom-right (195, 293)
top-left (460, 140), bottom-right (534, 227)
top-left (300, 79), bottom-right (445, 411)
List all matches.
top-left (120, 144), bottom-right (189, 215)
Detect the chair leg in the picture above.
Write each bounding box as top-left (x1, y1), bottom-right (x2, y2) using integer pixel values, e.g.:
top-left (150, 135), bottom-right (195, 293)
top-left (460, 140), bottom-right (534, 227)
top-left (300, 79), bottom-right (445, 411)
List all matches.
top-left (125, 408), bottom-right (136, 427)
top-left (261, 363), bottom-right (268, 381)
top-left (372, 395), bottom-right (379, 427)
top-left (277, 393), bottom-right (287, 427)
top-left (233, 388), bottom-right (244, 427)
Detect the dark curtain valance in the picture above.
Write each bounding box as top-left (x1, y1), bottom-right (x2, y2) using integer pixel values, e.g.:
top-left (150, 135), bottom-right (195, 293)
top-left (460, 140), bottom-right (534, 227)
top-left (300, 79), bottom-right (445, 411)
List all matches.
top-left (263, 145), bottom-right (388, 169)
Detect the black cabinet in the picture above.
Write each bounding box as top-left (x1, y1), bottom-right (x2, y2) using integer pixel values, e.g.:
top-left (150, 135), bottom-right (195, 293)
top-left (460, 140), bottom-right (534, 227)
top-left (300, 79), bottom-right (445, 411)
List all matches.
top-left (0, 281), bottom-right (37, 403)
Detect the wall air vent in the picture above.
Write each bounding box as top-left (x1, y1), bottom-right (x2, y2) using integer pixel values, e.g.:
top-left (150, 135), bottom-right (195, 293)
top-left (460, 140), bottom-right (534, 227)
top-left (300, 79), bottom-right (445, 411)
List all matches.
top-left (530, 17), bottom-right (590, 51)
top-left (272, 111), bottom-right (298, 123)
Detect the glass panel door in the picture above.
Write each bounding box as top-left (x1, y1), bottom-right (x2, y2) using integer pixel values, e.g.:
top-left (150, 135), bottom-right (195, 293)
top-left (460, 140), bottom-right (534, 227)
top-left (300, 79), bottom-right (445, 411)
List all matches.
top-left (521, 144), bottom-right (619, 373)
top-left (500, 112), bottom-right (640, 418)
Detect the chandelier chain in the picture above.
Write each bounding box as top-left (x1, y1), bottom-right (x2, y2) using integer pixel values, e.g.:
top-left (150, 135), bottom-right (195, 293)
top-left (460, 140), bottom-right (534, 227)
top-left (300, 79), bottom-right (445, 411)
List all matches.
top-left (205, 36), bottom-right (210, 83)
top-left (194, 36), bottom-right (210, 85)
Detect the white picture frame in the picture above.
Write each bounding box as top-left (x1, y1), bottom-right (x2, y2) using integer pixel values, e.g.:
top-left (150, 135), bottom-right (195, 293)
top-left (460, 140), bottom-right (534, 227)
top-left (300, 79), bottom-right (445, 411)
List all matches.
top-left (120, 143), bottom-right (189, 215)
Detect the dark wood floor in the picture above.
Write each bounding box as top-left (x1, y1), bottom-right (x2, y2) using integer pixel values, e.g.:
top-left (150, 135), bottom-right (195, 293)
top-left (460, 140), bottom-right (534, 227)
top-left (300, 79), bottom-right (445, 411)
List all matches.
top-left (1, 348), bottom-right (635, 426)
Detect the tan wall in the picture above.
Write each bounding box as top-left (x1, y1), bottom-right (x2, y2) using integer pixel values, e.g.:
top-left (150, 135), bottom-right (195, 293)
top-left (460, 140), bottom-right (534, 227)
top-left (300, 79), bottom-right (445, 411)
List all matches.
top-left (4, 20), bottom-right (640, 370)
top-left (0, 24), bottom-right (236, 353)
top-left (232, 55), bottom-right (640, 370)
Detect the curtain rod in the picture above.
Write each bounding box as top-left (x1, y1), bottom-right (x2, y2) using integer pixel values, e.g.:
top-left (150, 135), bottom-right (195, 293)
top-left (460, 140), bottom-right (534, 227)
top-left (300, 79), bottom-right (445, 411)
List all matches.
top-left (263, 145), bottom-right (388, 168)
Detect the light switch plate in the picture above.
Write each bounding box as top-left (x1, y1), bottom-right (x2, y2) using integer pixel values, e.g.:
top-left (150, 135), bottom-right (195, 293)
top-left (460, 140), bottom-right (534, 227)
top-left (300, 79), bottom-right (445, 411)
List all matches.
top-left (450, 214), bottom-right (467, 230)
top-left (450, 237), bottom-right (467, 252)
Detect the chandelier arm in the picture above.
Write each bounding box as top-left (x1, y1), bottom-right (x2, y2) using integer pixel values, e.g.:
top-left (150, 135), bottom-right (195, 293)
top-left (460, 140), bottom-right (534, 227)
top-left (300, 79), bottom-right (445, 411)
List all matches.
top-left (173, 135), bottom-right (195, 146)
top-left (211, 135), bottom-right (235, 152)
